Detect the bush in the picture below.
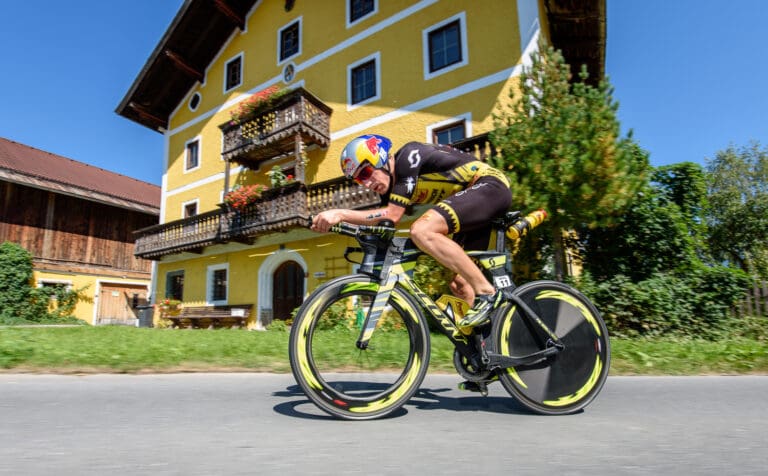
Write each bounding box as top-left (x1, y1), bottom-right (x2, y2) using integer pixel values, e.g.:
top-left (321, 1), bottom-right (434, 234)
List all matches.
top-left (0, 241), bottom-right (87, 324)
top-left (0, 242), bottom-right (37, 322)
top-left (575, 265), bottom-right (751, 339)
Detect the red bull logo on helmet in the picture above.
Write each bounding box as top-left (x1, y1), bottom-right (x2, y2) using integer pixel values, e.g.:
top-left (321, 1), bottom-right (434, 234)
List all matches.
top-left (364, 135), bottom-right (381, 156)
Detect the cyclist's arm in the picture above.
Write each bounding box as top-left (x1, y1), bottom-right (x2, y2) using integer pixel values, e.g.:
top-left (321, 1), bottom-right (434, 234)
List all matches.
top-left (311, 203), bottom-right (405, 232)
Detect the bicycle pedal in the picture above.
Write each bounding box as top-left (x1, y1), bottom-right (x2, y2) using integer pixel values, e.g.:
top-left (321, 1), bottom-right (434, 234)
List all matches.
top-left (458, 380), bottom-right (489, 397)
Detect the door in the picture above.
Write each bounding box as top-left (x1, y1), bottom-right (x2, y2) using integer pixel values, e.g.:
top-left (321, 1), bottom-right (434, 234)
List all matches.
top-left (272, 261), bottom-right (304, 320)
top-left (97, 283), bottom-right (148, 325)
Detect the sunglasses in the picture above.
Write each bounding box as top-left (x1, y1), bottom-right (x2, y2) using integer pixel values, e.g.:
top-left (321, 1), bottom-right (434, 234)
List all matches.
top-left (353, 164), bottom-right (375, 184)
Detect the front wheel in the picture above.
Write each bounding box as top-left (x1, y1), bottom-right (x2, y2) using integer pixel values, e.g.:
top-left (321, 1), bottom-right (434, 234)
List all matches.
top-left (289, 274), bottom-right (430, 420)
top-left (492, 280), bottom-right (610, 415)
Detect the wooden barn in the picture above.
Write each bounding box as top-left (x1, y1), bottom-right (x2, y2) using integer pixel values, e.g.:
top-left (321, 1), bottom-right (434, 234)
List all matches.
top-left (0, 137), bottom-right (160, 325)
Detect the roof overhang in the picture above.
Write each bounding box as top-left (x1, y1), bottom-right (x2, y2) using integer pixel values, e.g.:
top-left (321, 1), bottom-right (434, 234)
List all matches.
top-left (118, 0), bottom-right (607, 132)
top-left (0, 168), bottom-right (160, 215)
top-left (544, 0), bottom-right (607, 84)
top-left (116, 0), bottom-right (259, 132)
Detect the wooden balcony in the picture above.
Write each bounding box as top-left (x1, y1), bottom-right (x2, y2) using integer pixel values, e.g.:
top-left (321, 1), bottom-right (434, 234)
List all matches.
top-left (133, 179), bottom-right (381, 260)
top-left (450, 132), bottom-right (498, 162)
top-left (220, 87), bottom-right (332, 169)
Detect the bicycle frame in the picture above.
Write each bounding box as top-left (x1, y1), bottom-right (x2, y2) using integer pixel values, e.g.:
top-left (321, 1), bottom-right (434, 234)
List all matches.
top-left (331, 220), bottom-right (564, 369)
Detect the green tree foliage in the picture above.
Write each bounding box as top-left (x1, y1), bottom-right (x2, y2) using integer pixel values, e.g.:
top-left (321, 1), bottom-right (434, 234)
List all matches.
top-left (576, 184), bottom-right (697, 282)
top-left (0, 241), bottom-right (36, 322)
top-left (578, 162), bottom-right (708, 281)
top-left (573, 160), bottom-right (753, 338)
top-left (490, 44), bottom-right (647, 279)
top-left (706, 142), bottom-right (768, 279)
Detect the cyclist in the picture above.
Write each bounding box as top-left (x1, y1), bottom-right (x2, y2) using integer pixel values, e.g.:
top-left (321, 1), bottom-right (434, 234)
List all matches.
top-left (311, 134), bottom-right (512, 327)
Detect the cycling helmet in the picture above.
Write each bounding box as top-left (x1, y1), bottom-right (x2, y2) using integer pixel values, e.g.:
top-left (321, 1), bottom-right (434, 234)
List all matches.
top-left (340, 134), bottom-right (393, 179)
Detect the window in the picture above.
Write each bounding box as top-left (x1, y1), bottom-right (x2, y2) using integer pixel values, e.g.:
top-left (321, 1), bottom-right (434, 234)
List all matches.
top-left (182, 200), bottom-right (198, 235)
top-left (224, 54), bottom-right (243, 92)
top-left (185, 139), bottom-right (200, 171)
top-left (207, 264), bottom-right (229, 304)
top-left (183, 201), bottom-right (198, 218)
top-left (188, 92), bottom-right (201, 111)
top-left (348, 0), bottom-right (376, 26)
top-left (433, 121), bottom-right (466, 145)
top-left (347, 52), bottom-right (380, 108)
top-left (423, 13), bottom-right (468, 79)
top-left (166, 271), bottom-right (184, 301)
top-left (279, 19), bottom-right (301, 63)
top-left (39, 280), bottom-right (71, 301)
top-left (426, 113), bottom-right (472, 145)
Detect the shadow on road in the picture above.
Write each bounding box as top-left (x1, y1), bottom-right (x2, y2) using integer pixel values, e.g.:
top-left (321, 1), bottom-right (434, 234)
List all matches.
top-left (272, 382), bottom-right (535, 420)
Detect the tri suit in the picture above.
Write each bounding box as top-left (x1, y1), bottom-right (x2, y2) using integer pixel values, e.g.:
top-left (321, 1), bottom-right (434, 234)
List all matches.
top-left (385, 142), bottom-right (512, 250)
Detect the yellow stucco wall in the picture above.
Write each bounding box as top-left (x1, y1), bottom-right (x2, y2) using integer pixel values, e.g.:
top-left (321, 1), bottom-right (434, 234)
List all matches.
top-left (149, 0), bottom-right (545, 327)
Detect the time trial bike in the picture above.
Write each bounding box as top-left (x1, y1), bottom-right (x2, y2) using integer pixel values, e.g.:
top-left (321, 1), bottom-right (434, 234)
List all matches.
top-left (288, 211), bottom-right (610, 420)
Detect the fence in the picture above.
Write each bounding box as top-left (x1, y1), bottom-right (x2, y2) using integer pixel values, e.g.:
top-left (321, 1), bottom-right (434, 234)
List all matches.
top-left (732, 281), bottom-right (768, 318)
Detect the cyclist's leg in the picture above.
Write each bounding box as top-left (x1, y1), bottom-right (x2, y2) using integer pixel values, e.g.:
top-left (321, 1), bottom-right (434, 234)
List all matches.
top-left (409, 210), bottom-right (495, 298)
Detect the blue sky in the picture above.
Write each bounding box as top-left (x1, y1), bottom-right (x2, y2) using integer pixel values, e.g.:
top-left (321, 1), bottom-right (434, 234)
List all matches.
top-left (1, 1), bottom-right (766, 186)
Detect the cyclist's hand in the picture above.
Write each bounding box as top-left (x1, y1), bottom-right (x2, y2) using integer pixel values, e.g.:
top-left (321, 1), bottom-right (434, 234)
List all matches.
top-left (311, 210), bottom-right (343, 232)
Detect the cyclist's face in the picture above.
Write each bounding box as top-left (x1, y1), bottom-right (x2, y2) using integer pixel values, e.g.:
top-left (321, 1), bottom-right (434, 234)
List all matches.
top-left (354, 164), bottom-right (390, 194)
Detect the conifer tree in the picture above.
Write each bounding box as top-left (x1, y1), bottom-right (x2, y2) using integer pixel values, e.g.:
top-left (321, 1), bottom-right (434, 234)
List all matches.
top-left (491, 44), bottom-right (647, 279)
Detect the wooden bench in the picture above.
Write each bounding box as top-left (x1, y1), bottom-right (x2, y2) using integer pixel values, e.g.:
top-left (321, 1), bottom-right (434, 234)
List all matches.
top-left (166, 304), bottom-right (252, 329)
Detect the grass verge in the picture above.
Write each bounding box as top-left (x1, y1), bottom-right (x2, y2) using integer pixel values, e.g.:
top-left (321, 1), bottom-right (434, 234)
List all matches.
top-left (1, 326), bottom-right (766, 375)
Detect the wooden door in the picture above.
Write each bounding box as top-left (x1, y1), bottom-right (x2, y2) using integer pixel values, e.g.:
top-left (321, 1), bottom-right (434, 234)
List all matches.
top-left (97, 283), bottom-right (148, 325)
top-left (272, 261), bottom-right (304, 320)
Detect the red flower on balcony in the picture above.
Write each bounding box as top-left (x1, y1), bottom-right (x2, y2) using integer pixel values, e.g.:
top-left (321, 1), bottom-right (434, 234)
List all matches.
top-left (223, 184), bottom-right (269, 211)
top-left (229, 85), bottom-right (287, 125)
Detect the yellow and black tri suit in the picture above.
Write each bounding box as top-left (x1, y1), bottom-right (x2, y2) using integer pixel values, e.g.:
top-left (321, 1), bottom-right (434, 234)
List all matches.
top-left (387, 142), bottom-right (512, 250)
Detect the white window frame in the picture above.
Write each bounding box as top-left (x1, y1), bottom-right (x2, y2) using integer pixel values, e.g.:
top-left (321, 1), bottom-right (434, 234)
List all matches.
top-left (188, 92), bottom-right (202, 112)
top-left (37, 279), bottom-right (73, 304)
top-left (422, 12), bottom-right (469, 80)
top-left (37, 279), bottom-right (73, 294)
top-left (165, 269), bottom-right (185, 301)
top-left (223, 53), bottom-right (244, 93)
top-left (207, 263), bottom-right (229, 306)
top-left (181, 198), bottom-right (199, 218)
top-left (347, 51), bottom-right (381, 111)
top-left (277, 17), bottom-right (303, 66)
top-left (346, 0), bottom-right (378, 28)
top-left (184, 136), bottom-right (202, 173)
top-left (426, 113), bottom-right (472, 144)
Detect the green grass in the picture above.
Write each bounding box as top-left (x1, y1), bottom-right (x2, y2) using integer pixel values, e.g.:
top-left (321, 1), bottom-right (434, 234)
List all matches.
top-left (1, 326), bottom-right (766, 375)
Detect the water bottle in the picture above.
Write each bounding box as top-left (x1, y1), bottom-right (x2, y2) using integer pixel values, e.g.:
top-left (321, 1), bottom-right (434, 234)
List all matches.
top-left (505, 209), bottom-right (547, 241)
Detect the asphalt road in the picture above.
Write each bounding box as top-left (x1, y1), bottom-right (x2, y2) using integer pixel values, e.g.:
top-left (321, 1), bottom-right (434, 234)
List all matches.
top-left (1, 373), bottom-right (766, 475)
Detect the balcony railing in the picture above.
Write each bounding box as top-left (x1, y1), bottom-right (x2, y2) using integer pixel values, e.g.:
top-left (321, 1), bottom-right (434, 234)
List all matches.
top-left (134, 178), bottom-right (381, 259)
top-left (220, 87), bottom-right (332, 168)
top-left (451, 132), bottom-right (498, 162)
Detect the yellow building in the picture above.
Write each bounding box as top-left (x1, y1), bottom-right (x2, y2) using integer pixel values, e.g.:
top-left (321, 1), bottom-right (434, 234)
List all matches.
top-left (117, 0), bottom-right (605, 329)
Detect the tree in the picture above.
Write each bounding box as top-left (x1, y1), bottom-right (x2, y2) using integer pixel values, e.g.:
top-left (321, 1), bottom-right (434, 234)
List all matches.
top-left (651, 162), bottom-right (709, 257)
top-left (491, 44), bottom-right (647, 280)
top-left (576, 182), bottom-right (697, 282)
top-left (706, 142), bottom-right (768, 278)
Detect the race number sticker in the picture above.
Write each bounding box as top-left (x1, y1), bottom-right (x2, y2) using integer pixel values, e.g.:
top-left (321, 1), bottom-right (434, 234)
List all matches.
top-left (494, 275), bottom-right (512, 288)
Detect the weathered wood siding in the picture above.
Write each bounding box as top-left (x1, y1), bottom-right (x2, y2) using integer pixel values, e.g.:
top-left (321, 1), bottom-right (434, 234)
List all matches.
top-left (1, 181), bottom-right (156, 273)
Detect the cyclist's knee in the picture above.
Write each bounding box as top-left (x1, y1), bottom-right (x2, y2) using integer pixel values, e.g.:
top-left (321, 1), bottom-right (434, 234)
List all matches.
top-left (410, 211), bottom-right (448, 241)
